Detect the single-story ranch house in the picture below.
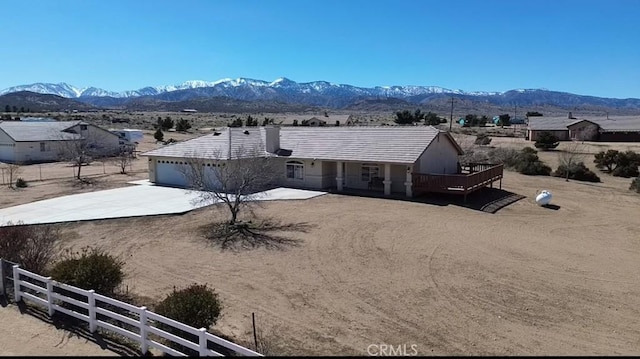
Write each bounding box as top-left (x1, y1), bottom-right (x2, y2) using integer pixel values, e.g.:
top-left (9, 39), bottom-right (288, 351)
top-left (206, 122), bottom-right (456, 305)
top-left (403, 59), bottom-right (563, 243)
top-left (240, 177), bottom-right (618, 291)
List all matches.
top-left (527, 116), bottom-right (640, 142)
top-left (142, 126), bottom-right (504, 199)
top-left (0, 120), bottom-right (121, 163)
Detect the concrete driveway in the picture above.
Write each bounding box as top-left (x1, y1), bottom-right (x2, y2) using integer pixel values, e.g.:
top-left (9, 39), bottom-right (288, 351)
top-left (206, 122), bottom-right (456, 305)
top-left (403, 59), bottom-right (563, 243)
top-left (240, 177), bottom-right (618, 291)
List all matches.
top-left (0, 183), bottom-right (326, 226)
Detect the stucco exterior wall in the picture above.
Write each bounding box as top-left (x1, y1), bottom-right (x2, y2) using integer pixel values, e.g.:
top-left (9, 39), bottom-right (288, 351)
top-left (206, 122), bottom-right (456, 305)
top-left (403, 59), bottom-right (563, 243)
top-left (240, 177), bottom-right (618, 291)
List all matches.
top-left (67, 124), bottom-right (121, 155)
top-left (0, 130), bottom-right (15, 162)
top-left (417, 133), bottom-right (459, 174)
top-left (568, 122), bottom-right (599, 141)
top-left (278, 158), bottom-right (332, 189)
top-left (12, 141), bottom-right (67, 163)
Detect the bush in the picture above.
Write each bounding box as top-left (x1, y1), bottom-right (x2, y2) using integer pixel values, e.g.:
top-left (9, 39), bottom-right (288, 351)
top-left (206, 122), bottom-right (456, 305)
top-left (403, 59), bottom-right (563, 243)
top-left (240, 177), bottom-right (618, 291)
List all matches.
top-left (15, 178), bottom-right (27, 188)
top-left (175, 118), bottom-right (192, 132)
top-left (514, 147), bottom-right (552, 175)
top-left (49, 247), bottom-right (125, 295)
top-left (534, 131), bottom-right (560, 150)
top-left (594, 149), bottom-right (620, 172)
top-left (630, 178), bottom-right (640, 193)
top-left (612, 165), bottom-right (640, 178)
top-left (154, 128), bottom-right (164, 142)
top-left (488, 147), bottom-right (520, 169)
top-left (474, 134), bottom-right (492, 146)
top-left (155, 284), bottom-right (222, 330)
top-left (594, 150), bottom-right (639, 177)
top-left (554, 162), bottom-right (601, 182)
top-left (0, 223), bottom-right (60, 274)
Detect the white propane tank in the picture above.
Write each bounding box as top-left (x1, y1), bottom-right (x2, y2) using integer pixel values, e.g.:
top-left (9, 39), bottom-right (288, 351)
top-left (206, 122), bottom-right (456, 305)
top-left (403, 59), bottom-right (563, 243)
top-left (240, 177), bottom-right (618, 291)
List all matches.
top-left (535, 190), bottom-right (552, 206)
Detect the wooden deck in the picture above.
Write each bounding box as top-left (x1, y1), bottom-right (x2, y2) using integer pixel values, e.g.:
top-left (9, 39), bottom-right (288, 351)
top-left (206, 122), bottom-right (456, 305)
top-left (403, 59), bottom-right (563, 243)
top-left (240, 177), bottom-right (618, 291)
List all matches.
top-left (412, 163), bottom-right (504, 202)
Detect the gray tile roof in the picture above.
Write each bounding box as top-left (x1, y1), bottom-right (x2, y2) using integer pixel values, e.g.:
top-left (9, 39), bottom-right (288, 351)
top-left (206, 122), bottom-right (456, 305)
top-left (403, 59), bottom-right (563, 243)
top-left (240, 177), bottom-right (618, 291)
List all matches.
top-left (143, 126), bottom-right (456, 164)
top-left (527, 117), bottom-right (579, 131)
top-left (596, 117), bottom-right (640, 132)
top-left (279, 126), bottom-right (444, 163)
top-left (143, 128), bottom-right (271, 160)
top-left (0, 121), bottom-right (82, 141)
top-left (528, 116), bottom-right (640, 132)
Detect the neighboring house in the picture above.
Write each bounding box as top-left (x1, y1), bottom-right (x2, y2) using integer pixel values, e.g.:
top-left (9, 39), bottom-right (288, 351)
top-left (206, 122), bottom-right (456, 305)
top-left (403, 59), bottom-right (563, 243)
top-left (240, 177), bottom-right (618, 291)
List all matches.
top-left (0, 120), bottom-right (121, 163)
top-left (142, 126), bottom-right (466, 198)
top-left (527, 116), bottom-right (640, 142)
top-left (302, 117), bottom-right (327, 126)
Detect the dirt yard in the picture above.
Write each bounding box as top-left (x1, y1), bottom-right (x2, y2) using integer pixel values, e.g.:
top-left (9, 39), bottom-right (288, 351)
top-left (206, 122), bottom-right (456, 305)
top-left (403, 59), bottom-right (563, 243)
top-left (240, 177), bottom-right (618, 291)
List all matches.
top-left (2, 136), bottom-right (640, 355)
top-left (0, 305), bottom-right (116, 356)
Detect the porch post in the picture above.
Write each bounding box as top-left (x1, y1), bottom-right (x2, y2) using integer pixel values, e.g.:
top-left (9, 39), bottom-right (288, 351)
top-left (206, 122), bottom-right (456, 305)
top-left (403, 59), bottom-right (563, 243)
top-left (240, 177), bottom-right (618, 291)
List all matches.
top-left (336, 161), bottom-right (343, 191)
top-left (404, 165), bottom-right (413, 197)
top-left (383, 163), bottom-right (391, 195)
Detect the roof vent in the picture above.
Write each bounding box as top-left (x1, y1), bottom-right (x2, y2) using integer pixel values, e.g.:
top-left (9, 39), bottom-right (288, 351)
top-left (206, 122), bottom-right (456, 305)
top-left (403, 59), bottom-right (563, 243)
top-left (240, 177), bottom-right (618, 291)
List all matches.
top-left (243, 130), bottom-right (250, 135)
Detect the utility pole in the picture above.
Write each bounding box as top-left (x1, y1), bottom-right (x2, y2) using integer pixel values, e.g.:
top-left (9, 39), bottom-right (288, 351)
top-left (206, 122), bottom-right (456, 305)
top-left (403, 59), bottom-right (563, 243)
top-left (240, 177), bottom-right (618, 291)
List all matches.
top-left (514, 103), bottom-right (517, 133)
top-left (449, 97), bottom-right (455, 131)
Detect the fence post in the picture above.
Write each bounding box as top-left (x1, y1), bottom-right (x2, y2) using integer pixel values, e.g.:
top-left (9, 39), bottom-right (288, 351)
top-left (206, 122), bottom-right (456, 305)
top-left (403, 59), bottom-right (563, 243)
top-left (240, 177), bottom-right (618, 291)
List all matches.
top-left (139, 306), bottom-right (148, 355)
top-left (12, 265), bottom-right (21, 302)
top-left (88, 290), bottom-right (97, 332)
top-left (46, 277), bottom-right (54, 316)
top-left (198, 327), bottom-right (207, 356)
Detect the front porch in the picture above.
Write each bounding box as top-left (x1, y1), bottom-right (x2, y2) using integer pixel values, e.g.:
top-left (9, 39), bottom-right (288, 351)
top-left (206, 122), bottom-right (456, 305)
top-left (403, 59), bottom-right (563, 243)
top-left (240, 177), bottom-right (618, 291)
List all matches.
top-left (412, 163), bottom-right (504, 202)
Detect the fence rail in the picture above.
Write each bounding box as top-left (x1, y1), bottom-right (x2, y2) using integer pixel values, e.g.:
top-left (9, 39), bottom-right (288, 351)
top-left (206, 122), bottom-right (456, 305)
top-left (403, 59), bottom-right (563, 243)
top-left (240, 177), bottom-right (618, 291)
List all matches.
top-left (2, 261), bottom-right (261, 357)
top-left (412, 163), bottom-right (504, 202)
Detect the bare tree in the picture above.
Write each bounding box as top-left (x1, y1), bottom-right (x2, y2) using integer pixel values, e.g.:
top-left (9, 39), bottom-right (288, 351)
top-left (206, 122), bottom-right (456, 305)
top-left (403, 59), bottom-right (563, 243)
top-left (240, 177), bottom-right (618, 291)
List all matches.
top-left (2, 162), bottom-right (22, 188)
top-left (112, 147), bottom-right (135, 174)
top-left (181, 145), bottom-right (280, 226)
top-left (57, 130), bottom-right (116, 180)
top-left (558, 141), bottom-right (587, 181)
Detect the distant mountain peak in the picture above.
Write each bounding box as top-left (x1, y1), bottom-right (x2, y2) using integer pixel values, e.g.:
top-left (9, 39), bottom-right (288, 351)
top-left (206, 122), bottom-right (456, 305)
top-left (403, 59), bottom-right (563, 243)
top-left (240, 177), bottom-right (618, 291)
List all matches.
top-left (2, 78), bottom-right (639, 113)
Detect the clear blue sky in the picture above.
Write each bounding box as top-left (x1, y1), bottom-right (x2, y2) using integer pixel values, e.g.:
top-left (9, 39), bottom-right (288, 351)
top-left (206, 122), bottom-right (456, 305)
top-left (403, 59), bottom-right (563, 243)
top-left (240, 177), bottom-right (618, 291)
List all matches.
top-left (2, 0), bottom-right (639, 98)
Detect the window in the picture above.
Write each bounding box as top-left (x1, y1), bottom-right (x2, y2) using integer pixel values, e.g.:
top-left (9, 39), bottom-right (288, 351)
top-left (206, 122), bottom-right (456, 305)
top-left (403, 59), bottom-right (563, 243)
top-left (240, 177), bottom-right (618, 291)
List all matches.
top-left (361, 164), bottom-right (380, 182)
top-left (80, 124), bottom-right (88, 130)
top-left (286, 161), bottom-right (304, 180)
top-left (40, 142), bottom-right (46, 152)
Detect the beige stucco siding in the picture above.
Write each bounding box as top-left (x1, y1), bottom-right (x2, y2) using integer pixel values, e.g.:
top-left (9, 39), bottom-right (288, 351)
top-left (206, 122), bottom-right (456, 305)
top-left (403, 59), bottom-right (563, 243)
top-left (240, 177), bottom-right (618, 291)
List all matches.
top-left (568, 122), bottom-right (599, 141)
top-left (321, 161), bottom-right (337, 188)
top-left (13, 141), bottom-right (66, 163)
top-left (0, 130), bottom-right (15, 162)
top-left (417, 133), bottom-right (459, 174)
top-left (67, 124), bottom-right (120, 155)
top-left (390, 164), bottom-right (407, 193)
top-left (278, 158), bottom-right (330, 189)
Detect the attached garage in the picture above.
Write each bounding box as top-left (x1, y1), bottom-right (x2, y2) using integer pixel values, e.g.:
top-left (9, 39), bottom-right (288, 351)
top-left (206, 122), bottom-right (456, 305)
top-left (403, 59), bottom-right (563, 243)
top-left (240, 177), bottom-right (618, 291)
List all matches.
top-left (154, 158), bottom-right (222, 189)
top-left (155, 160), bottom-right (190, 187)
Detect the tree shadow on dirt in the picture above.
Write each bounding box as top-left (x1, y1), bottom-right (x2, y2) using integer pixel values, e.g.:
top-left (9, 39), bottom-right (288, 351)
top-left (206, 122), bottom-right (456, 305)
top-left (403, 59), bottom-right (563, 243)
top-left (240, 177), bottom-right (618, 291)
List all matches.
top-left (198, 218), bottom-right (314, 252)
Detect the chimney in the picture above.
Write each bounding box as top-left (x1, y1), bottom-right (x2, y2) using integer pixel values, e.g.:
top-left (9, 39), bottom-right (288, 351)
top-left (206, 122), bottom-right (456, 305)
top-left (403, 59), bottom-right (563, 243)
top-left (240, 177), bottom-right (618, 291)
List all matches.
top-left (263, 126), bottom-right (281, 154)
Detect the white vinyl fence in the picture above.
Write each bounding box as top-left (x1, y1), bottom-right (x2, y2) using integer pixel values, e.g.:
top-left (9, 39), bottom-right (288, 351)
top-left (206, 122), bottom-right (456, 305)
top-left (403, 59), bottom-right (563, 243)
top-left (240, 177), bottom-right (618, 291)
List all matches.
top-left (5, 263), bottom-right (262, 357)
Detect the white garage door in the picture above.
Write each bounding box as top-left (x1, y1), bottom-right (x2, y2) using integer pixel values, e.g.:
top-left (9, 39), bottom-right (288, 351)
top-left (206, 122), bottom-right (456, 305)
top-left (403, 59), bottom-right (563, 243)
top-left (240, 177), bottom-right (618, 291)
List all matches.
top-left (156, 160), bottom-right (190, 187)
top-left (155, 160), bottom-right (222, 189)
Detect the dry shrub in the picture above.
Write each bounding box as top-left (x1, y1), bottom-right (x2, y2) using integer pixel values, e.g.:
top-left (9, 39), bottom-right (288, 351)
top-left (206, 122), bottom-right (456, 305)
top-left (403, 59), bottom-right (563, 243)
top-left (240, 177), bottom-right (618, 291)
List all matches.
top-left (0, 223), bottom-right (60, 274)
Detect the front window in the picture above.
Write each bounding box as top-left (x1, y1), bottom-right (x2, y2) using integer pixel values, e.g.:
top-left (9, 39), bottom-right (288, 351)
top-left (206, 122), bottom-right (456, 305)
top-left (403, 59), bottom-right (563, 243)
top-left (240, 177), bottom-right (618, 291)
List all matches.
top-left (40, 142), bottom-right (46, 152)
top-left (361, 164), bottom-right (380, 182)
top-left (286, 161), bottom-right (304, 180)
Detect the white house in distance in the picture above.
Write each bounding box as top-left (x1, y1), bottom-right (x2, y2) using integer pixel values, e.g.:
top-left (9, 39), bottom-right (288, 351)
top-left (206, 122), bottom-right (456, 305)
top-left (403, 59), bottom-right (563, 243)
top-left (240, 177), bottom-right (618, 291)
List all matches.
top-left (0, 120), bottom-right (121, 163)
top-left (142, 126), bottom-right (468, 198)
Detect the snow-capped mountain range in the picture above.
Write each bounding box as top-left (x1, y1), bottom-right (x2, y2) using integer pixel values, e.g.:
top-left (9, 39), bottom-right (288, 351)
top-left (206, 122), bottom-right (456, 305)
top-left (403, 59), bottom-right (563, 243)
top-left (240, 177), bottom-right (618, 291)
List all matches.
top-left (0, 77), bottom-right (501, 99)
top-left (2, 77), bottom-right (639, 112)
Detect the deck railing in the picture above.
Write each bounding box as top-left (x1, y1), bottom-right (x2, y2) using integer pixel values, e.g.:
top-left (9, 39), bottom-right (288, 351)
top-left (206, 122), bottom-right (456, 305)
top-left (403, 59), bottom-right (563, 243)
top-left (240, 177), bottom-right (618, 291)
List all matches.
top-left (412, 163), bottom-right (504, 199)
